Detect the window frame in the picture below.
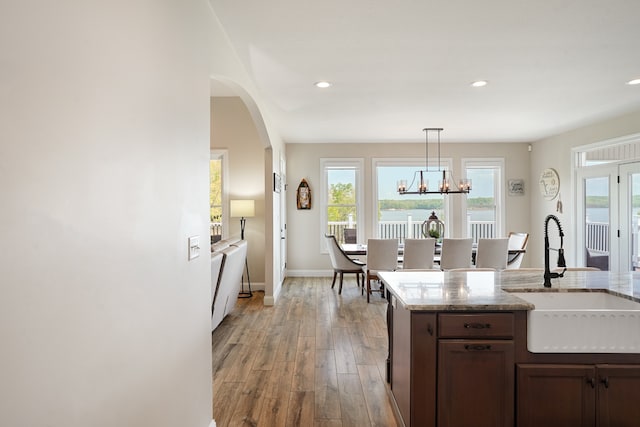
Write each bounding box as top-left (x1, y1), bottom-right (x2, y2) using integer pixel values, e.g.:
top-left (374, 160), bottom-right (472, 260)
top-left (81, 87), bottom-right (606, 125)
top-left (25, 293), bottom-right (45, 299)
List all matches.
top-left (210, 149), bottom-right (229, 240)
top-left (320, 158), bottom-right (364, 253)
top-left (461, 158), bottom-right (505, 240)
top-left (373, 157), bottom-right (454, 239)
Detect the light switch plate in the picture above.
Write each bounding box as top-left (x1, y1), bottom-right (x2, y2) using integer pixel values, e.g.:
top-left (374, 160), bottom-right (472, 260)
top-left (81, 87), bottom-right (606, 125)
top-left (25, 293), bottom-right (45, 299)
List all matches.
top-left (188, 235), bottom-right (200, 261)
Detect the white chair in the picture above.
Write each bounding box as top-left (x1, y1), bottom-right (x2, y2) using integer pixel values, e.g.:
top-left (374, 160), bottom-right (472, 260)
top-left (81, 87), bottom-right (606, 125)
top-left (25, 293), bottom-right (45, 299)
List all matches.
top-left (210, 252), bottom-right (225, 331)
top-left (439, 238), bottom-right (473, 270)
top-left (211, 241), bottom-right (246, 330)
top-left (402, 238), bottom-right (436, 269)
top-left (324, 234), bottom-right (365, 294)
top-left (475, 238), bottom-right (509, 270)
top-left (363, 239), bottom-right (398, 303)
top-left (506, 232), bottom-right (529, 269)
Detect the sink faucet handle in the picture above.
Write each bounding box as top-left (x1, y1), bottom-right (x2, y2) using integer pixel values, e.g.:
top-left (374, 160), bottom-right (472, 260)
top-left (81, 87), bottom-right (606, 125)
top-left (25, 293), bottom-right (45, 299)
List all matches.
top-left (557, 248), bottom-right (566, 268)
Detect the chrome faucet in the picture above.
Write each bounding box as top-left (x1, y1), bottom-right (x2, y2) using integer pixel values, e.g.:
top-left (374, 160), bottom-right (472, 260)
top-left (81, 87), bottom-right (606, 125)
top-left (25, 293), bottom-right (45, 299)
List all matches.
top-left (544, 214), bottom-right (567, 287)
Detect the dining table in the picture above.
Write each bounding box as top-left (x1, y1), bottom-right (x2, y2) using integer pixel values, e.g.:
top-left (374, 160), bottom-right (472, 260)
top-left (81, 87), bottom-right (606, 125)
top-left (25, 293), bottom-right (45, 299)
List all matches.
top-left (341, 242), bottom-right (525, 266)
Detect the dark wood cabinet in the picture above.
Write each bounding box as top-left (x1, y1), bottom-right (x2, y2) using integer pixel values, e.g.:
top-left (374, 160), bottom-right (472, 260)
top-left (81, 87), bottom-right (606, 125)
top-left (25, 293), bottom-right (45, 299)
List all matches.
top-left (389, 308), bottom-right (515, 427)
top-left (517, 364), bottom-right (640, 427)
top-left (390, 303), bottom-right (436, 427)
top-left (517, 364), bottom-right (596, 427)
top-left (387, 301), bottom-right (640, 427)
top-left (597, 365), bottom-right (640, 427)
top-left (438, 340), bottom-right (514, 427)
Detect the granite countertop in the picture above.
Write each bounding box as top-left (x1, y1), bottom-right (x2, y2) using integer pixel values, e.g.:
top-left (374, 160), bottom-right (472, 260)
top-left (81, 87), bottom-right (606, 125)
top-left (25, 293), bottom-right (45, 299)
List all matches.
top-left (378, 270), bottom-right (640, 311)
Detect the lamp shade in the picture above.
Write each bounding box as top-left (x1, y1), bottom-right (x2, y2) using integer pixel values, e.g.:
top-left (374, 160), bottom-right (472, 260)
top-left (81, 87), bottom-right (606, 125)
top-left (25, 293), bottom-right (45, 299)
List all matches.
top-left (230, 199), bottom-right (255, 218)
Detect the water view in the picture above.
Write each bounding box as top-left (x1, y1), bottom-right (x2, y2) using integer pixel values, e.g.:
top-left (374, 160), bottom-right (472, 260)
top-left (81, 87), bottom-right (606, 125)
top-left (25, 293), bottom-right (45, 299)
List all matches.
top-left (380, 208), bottom-right (610, 223)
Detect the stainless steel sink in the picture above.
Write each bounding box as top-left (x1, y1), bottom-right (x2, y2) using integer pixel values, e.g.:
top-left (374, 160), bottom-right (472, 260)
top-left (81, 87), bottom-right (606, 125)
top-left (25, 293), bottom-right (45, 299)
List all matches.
top-left (511, 291), bottom-right (640, 353)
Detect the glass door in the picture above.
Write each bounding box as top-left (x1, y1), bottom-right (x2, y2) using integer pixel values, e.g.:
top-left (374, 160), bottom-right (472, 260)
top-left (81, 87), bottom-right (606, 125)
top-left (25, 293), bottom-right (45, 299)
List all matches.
top-left (576, 164), bottom-right (618, 271)
top-left (619, 163), bottom-right (640, 271)
top-left (576, 162), bottom-right (640, 272)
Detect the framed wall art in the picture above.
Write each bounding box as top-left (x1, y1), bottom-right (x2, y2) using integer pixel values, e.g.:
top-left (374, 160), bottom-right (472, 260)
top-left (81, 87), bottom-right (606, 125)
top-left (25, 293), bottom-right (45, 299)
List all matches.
top-left (508, 179), bottom-right (525, 196)
top-left (296, 178), bottom-right (311, 209)
top-left (539, 168), bottom-right (560, 200)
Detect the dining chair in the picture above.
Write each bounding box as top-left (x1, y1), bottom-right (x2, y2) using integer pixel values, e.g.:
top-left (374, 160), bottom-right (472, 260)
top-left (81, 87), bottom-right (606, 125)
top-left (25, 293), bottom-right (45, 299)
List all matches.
top-left (402, 238), bottom-right (436, 269)
top-left (324, 234), bottom-right (365, 294)
top-left (506, 232), bottom-right (529, 269)
top-left (439, 238), bottom-right (473, 270)
top-left (475, 238), bottom-right (509, 270)
top-left (363, 238), bottom-right (398, 303)
top-left (343, 228), bottom-right (357, 244)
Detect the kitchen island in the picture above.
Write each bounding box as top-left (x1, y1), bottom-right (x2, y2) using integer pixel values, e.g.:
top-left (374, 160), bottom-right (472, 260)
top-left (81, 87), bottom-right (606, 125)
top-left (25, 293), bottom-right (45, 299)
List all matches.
top-left (378, 270), bottom-right (640, 427)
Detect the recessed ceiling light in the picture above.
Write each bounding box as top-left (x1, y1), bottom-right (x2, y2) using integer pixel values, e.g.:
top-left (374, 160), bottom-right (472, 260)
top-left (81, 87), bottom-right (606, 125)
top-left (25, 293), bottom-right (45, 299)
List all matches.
top-left (315, 81), bottom-right (332, 88)
top-left (471, 80), bottom-right (488, 87)
top-left (627, 78), bottom-right (640, 86)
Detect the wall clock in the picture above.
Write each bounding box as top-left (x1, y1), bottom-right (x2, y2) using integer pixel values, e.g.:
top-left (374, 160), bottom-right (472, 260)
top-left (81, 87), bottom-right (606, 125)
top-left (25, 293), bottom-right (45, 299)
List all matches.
top-left (539, 168), bottom-right (560, 200)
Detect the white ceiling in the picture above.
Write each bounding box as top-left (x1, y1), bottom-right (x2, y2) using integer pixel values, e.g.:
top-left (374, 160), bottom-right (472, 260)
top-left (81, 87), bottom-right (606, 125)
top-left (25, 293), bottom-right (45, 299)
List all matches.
top-left (209, 0), bottom-right (640, 144)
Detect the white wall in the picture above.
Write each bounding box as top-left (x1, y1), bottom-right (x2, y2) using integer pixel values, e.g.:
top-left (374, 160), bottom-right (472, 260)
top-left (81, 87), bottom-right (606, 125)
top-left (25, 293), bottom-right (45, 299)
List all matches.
top-left (286, 142), bottom-right (530, 273)
top-left (0, 1), bottom-right (281, 426)
top-left (529, 108), bottom-right (640, 268)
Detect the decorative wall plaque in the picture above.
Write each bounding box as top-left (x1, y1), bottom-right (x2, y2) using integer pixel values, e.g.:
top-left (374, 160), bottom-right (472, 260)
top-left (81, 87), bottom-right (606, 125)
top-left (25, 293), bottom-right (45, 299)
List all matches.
top-left (539, 168), bottom-right (560, 200)
top-left (296, 178), bottom-right (311, 209)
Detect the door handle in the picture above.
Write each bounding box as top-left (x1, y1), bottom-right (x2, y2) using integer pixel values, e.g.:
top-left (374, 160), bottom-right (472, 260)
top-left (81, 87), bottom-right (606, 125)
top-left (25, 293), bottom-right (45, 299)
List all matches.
top-left (464, 344), bottom-right (492, 351)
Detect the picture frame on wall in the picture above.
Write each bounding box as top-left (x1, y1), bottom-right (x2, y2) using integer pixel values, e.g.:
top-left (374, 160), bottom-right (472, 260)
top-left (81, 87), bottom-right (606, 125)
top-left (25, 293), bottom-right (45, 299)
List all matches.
top-left (296, 178), bottom-right (311, 209)
top-left (508, 179), bottom-right (525, 196)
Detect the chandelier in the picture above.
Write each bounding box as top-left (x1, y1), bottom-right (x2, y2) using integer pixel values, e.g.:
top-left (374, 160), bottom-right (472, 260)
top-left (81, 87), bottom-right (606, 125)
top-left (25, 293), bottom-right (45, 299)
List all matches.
top-left (397, 128), bottom-right (472, 195)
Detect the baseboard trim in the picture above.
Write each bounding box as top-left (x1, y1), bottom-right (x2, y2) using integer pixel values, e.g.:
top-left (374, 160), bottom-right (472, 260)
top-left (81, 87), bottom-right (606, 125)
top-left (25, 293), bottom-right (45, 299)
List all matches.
top-left (286, 269), bottom-right (333, 277)
top-left (243, 281), bottom-right (265, 291)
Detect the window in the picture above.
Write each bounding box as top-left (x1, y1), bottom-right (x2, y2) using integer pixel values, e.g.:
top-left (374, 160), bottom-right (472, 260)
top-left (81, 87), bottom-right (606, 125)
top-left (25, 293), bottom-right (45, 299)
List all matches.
top-left (374, 158), bottom-right (451, 242)
top-left (210, 150), bottom-right (228, 243)
top-left (320, 159), bottom-right (364, 249)
top-left (462, 159), bottom-right (505, 243)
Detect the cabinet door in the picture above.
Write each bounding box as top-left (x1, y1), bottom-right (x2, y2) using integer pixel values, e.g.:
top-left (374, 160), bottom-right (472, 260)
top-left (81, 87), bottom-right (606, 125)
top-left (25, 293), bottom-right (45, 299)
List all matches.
top-left (517, 364), bottom-right (596, 427)
top-left (410, 312), bottom-right (437, 427)
top-left (597, 365), bottom-right (640, 427)
top-left (390, 303), bottom-right (412, 426)
top-left (438, 340), bottom-right (514, 427)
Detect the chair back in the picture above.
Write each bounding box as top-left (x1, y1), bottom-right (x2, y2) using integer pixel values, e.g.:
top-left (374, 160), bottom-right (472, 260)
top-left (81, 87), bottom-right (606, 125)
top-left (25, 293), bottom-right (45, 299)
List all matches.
top-left (506, 232), bottom-right (529, 269)
top-left (475, 238), bottom-right (509, 270)
top-left (211, 252), bottom-right (225, 311)
top-left (325, 235), bottom-right (360, 270)
top-left (211, 243), bottom-right (246, 330)
top-left (403, 238), bottom-right (436, 269)
top-left (439, 238), bottom-right (473, 270)
top-left (367, 239), bottom-right (398, 272)
top-left (343, 228), bottom-right (357, 244)
top-left (508, 232), bottom-right (529, 250)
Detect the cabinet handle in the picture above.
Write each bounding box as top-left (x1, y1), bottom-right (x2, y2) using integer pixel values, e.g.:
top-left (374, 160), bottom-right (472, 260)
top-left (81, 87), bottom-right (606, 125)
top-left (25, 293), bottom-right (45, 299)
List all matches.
top-left (600, 377), bottom-right (609, 388)
top-left (464, 322), bottom-right (491, 329)
top-left (427, 324), bottom-right (434, 336)
top-left (464, 344), bottom-right (492, 351)
top-left (587, 377), bottom-right (596, 388)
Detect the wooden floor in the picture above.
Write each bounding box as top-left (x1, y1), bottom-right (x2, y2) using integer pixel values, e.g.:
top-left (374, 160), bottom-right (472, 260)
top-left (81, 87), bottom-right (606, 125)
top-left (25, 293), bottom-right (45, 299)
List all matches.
top-left (211, 276), bottom-right (399, 427)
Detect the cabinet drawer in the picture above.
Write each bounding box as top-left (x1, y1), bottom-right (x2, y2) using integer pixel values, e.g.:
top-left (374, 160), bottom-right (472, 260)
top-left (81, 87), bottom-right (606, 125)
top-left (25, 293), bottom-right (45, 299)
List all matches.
top-left (439, 313), bottom-right (514, 338)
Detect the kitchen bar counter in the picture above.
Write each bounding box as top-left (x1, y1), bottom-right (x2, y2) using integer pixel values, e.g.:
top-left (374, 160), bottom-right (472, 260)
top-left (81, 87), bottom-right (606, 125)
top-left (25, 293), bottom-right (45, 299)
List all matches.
top-left (378, 269), bottom-right (640, 311)
top-left (379, 269), bottom-right (640, 427)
